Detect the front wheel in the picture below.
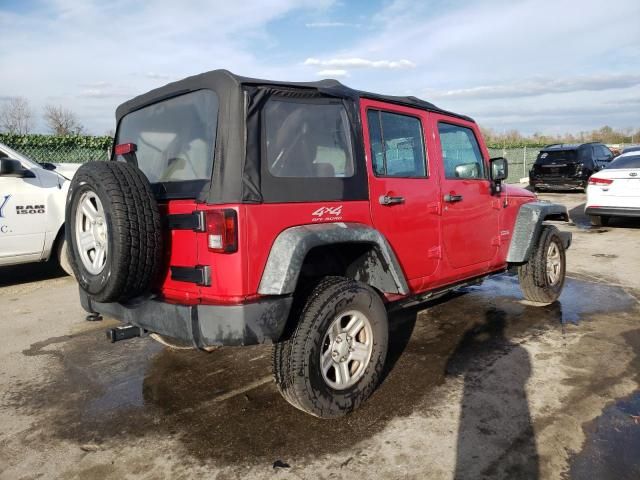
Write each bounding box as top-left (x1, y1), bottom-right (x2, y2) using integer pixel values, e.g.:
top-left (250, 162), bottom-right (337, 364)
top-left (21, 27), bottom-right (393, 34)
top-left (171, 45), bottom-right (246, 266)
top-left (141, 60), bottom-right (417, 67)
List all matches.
top-left (517, 225), bottom-right (566, 304)
top-left (273, 277), bottom-right (388, 418)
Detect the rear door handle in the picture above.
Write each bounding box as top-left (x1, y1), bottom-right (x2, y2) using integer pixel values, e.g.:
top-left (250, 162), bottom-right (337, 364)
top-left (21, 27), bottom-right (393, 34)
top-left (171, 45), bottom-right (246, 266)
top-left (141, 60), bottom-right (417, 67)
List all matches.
top-left (379, 194), bottom-right (405, 206)
top-left (444, 193), bottom-right (463, 203)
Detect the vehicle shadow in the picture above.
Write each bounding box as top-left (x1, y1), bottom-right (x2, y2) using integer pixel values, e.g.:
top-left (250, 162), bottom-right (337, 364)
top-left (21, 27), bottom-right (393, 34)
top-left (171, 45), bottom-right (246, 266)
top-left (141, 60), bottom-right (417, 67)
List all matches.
top-left (0, 261), bottom-right (66, 288)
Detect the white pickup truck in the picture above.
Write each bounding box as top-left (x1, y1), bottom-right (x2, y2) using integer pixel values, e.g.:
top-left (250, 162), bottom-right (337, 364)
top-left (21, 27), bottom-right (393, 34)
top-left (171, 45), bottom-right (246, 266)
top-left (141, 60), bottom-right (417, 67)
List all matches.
top-left (0, 143), bottom-right (81, 275)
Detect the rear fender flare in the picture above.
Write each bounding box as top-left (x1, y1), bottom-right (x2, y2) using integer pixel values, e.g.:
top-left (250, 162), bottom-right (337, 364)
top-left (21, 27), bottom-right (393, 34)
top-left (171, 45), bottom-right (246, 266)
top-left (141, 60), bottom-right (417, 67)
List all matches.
top-left (258, 223), bottom-right (409, 295)
top-left (507, 201), bottom-right (571, 264)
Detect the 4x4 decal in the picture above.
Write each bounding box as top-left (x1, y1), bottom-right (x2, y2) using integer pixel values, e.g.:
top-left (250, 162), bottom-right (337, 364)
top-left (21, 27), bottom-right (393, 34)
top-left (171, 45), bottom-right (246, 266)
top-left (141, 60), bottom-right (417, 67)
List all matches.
top-left (311, 205), bottom-right (343, 222)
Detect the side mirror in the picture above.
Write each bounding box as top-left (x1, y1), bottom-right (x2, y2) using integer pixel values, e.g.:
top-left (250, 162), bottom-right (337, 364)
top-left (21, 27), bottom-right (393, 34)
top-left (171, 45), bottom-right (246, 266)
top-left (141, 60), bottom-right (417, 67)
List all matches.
top-left (0, 158), bottom-right (35, 178)
top-left (490, 157), bottom-right (508, 182)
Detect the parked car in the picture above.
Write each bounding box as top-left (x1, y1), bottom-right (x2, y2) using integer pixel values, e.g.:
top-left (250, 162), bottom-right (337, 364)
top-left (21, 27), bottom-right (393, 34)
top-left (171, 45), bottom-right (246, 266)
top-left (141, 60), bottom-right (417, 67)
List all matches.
top-left (585, 151), bottom-right (640, 226)
top-left (621, 145), bottom-right (640, 154)
top-left (0, 143), bottom-right (81, 275)
top-left (67, 70), bottom-right (571, 418)
top-left (529, 142), bottom-right (613, 191)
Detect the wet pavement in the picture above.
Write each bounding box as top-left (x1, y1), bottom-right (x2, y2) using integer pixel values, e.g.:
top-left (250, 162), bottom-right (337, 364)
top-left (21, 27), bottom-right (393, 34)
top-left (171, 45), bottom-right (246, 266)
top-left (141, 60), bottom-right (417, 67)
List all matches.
top-left (2, 273), bottom-right (640, 478)
top-left (1, 192), bottom-right (640, 479)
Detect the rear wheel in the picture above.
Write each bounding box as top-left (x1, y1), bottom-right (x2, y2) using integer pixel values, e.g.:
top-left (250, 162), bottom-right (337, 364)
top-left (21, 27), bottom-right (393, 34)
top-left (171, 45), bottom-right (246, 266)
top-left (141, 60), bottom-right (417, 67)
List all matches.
top-left (518, 225), bottom-right (566, 304)
top-left (273, 277), bottom-right (388, 418)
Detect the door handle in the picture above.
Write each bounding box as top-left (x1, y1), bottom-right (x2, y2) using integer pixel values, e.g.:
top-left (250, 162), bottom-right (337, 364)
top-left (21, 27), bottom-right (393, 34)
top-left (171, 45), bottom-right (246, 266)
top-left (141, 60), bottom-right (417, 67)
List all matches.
top-left (379, 194), bottom-right (405, 206)
top-left (444, 193), bottom-right (463, 203)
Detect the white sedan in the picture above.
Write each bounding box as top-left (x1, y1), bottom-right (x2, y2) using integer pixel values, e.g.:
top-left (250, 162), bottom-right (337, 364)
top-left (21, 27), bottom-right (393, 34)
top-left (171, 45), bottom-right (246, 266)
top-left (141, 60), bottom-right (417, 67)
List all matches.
top-left (0, 143), bottom-right (81, 275)
top-left (585, 151), bottom-right (640, 226)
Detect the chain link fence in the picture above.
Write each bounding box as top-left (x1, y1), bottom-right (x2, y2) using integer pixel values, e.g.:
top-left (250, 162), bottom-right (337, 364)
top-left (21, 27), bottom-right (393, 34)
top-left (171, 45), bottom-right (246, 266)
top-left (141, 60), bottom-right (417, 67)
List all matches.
top-left (7, 144), bottom-right (110, 163)
top-left (488, 147), bottom-right (541, 184)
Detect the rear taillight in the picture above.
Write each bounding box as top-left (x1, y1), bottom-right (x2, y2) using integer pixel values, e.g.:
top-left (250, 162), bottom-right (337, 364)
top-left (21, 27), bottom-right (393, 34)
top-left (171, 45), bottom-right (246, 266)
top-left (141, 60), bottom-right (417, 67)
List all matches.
top-left (205, 209), bottom-right (238, 253)
top-left (114, 143), bottom-right (137, 155)
top-left (588, 177), bottom-right (613, 185)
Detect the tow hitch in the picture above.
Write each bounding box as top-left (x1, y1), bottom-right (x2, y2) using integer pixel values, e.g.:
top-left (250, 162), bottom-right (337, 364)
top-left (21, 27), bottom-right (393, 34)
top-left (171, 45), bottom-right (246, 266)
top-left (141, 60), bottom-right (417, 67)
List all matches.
top-left (106, 324), bottom-right (142, 343)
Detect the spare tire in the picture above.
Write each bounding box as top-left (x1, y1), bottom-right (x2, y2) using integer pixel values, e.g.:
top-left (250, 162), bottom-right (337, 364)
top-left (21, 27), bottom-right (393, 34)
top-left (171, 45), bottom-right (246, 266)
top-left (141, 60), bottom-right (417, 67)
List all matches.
top-left (65, 161), bottom-right (163, 303)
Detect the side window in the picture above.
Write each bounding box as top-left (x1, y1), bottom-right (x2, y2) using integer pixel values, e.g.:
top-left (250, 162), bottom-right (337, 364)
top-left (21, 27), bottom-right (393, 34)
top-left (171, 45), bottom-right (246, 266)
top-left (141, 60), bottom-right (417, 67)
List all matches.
top-left (438, 123), bottom-right (486, 179)
top-left (598, 145), bottom-right (613, 160)
top-left (264, 99), bottom-right (354, 178)
top-left (366, 109), bottom-right (426, 177)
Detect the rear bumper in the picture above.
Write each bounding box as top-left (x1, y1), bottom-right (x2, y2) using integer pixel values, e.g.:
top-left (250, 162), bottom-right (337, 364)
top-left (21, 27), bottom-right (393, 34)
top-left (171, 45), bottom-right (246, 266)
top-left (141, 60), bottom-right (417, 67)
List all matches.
top-left (530, 177), bottom-right (585, 190)
top-left (79, 289), bottom-right (293, 348)
top-left (585, 206), bottom-right (640, 218)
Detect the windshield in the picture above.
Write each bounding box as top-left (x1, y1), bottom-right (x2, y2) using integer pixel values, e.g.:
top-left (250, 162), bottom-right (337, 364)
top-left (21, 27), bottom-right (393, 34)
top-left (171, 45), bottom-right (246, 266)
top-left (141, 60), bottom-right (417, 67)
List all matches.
top-left (608, 153), bottom-right (640, 169)
top-left (115, 90), bottom-right (218, 184)
top-left (535, 150), bottom-right (577, 165)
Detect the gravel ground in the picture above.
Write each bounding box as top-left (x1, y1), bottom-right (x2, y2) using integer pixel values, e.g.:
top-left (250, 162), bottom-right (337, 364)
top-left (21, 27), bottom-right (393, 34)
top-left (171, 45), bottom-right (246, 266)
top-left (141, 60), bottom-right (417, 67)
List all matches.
top-left (0, 191), bottom-right (639, 480)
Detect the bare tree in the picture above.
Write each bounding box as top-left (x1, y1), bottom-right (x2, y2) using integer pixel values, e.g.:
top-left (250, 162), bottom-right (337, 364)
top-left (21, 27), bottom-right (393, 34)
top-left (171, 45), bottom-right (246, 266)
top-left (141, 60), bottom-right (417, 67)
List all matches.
top-left (0, 97), bottom-right (34, 134)
top-left (43, 104), bottom-right (85, 135)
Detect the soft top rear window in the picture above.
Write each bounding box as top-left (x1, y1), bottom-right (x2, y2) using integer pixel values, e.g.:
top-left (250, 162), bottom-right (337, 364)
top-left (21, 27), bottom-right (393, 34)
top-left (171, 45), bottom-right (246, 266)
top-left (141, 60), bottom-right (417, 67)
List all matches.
top-left (115, 89), bottom-right (218, 194)
top-left (536, 150), bottom-right (577, 165)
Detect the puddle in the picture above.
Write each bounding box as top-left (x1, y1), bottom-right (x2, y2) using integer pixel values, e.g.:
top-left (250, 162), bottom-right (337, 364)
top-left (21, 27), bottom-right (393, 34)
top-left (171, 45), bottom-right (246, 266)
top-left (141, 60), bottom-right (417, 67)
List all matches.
top-left (568, 328), bottom-right (640, 479)
top-left (569, 390), bottom-right (640, 479)
top-left (7, 276), bottom-right (637, 468)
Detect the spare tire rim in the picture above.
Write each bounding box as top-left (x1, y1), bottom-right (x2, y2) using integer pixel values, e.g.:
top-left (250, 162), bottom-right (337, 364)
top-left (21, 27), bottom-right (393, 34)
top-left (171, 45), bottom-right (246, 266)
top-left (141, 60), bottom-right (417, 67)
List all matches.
top-left (320, 309), bottom-right (374, 390)
top-left (75, 191), bottom-right (109, 275)
top-left (546, 241), bottom-right (562, 285)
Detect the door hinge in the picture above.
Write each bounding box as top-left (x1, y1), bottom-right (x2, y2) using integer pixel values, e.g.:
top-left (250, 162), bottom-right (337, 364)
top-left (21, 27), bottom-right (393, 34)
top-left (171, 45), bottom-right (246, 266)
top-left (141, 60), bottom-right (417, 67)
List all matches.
top-left (166, 211), bottom-right (206, 232)
top-left (492, 199), bottom-right (502, 210)
top-left (428, 246), bottom-right (442, 259)
top-left (491, 236), bottom-right (501, 246)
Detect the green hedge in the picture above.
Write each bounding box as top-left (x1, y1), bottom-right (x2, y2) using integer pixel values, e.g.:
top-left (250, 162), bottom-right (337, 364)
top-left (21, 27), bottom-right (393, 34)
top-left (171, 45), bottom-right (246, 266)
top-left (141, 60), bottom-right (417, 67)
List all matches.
top-left (0, 133), bottom-right (112, 149)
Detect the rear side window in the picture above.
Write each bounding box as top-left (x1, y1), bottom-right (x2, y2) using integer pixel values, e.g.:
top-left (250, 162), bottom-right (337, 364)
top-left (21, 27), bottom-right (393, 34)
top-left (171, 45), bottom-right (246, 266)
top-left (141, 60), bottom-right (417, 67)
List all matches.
top-left (116, 89), bottom-right (218, 184)
top-left (264, 99), bottom-right (354, 178)
top-left (366, 110), bottom-right (426, 177)
top-left (438, 123), bottom-right (485, 179)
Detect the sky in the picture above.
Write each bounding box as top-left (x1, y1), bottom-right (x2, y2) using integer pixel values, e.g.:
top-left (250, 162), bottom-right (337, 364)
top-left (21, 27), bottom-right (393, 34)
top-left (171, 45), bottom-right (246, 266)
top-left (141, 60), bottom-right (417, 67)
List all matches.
top-left (1, 0), bottom-right (639, 136)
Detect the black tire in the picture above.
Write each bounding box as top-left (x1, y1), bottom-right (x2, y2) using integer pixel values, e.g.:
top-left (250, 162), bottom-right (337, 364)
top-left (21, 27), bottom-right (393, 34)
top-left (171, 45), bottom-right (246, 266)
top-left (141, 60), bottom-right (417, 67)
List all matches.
top-left (589, 215), bottom-right (609, 227)
top-left (517, 225), bottom-right (566, 304)
top-left (273, 276), bottom-right (388, 418)
top-left (65, 161), bottom-right (163, 303)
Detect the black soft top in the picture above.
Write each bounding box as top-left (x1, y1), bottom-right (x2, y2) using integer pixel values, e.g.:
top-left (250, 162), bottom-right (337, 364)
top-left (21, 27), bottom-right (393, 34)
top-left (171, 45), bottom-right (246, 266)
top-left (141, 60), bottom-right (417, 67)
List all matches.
top-left (114, 70), bottom-right (473, 204)
top-left (116, 69), bottom-right (472, 123)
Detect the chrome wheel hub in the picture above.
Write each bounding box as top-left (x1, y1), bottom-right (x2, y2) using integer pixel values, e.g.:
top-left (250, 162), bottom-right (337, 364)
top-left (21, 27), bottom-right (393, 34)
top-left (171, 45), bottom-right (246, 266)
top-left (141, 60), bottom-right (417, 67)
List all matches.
top-left (75, 191), bottom-right (108, 275)
top-left (546, 241), bottom-right (562, 285)
top-left (320, 310), bottom-right (373, 390)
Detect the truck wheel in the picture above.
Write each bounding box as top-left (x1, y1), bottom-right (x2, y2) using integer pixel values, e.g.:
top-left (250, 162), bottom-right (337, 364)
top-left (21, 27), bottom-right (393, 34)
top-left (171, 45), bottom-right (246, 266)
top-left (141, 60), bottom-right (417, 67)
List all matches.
top-left (517, 225), bottom-right (566, 304)
top-left (589, 215), bottom-right (609, 227)
top-left (57, 237), bottom-right (74, 277)
top-left (273, 276), bottom-right (388, 418)
top-left (66, 161), bottom-right (163, 303)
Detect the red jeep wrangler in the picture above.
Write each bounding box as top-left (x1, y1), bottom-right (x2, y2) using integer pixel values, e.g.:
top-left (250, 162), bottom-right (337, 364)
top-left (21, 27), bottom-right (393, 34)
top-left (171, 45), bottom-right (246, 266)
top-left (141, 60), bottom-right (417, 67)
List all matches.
top-left (66, 70), bottom-right (571, 418)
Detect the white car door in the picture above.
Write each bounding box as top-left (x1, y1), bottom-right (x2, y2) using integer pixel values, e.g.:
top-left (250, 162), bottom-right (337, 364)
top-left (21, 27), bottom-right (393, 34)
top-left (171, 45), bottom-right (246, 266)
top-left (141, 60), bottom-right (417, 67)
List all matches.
top-left (0, 159), bottom-right (48, 265)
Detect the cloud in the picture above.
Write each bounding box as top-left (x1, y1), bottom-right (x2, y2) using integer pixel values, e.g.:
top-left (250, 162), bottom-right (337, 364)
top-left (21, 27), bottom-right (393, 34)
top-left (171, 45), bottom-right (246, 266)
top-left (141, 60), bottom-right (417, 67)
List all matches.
top-left (433, 74), bottom-right (640, 100)
top-left (316, 69), bottom-right (349, 77)
top-left (305, 21), bottom-right (360, 28)
top-left (304, 57), bottom-right (416, 69)
top-left (144, 72), bottom-right (171, 80)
